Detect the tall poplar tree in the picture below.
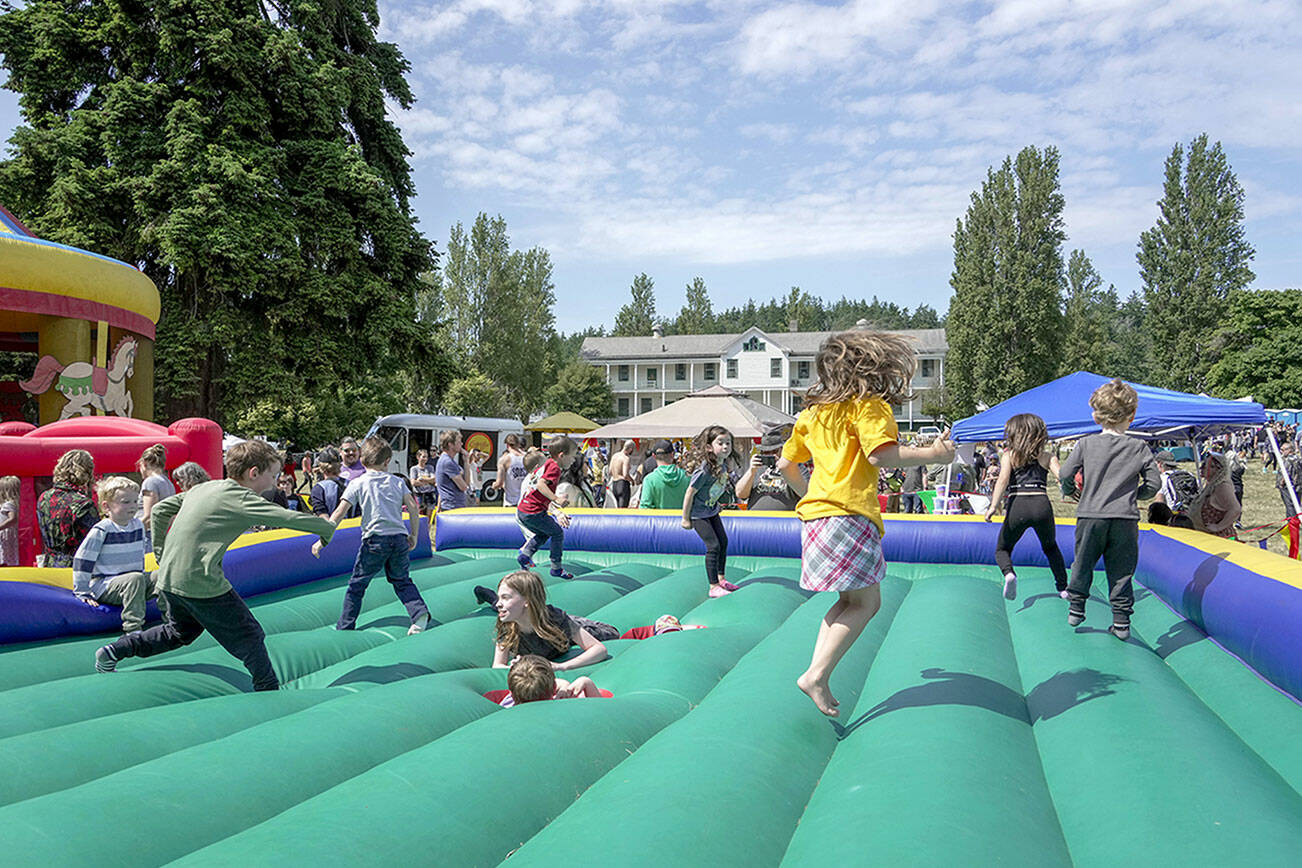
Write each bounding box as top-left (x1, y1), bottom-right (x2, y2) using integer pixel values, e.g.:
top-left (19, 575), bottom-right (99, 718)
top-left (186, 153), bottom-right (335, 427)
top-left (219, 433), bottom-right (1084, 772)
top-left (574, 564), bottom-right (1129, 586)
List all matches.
top-left (676, 277), bottom-right (715, 334)
top-left (613, 273), bottom-right (657, 336)
top-left (0, 0), bottom-right (443, 438)
top-left (1138, 134), bottom-right (1255, 392)
top-left (1060, 250), bottom-right (1117, 375)
top-left (946, 146), bottom-right (1066, 415)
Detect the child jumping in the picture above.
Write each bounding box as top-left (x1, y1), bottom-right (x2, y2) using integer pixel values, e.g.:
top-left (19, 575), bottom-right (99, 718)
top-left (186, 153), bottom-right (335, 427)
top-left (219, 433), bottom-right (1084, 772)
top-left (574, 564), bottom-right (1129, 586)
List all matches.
top-left (516, 436), bottom-right (577, 579)
top-left (780, 330), bottom-right (954, 717)
top-left (94, 441), bottom-right (335, 689)
top-left (983, 413), bottom-right (1069, 601)
top-left (1059, 379), bottom-right (1161, 640)
top-left (312, 436), bottom-right (430, 635)
top-left (681, 425), bottom-right (741, 598)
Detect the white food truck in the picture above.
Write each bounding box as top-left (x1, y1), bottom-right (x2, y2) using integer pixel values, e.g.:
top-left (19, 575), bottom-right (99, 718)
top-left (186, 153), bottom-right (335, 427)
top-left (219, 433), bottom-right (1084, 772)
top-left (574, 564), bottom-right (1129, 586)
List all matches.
top-left (365, 414), bottom-right (526, 502)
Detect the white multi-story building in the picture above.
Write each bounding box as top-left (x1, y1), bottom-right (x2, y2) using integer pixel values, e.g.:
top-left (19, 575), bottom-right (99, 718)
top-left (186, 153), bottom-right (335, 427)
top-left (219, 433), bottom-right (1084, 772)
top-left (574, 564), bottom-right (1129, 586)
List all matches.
top-left (581, 322), bottom-right (948, 427)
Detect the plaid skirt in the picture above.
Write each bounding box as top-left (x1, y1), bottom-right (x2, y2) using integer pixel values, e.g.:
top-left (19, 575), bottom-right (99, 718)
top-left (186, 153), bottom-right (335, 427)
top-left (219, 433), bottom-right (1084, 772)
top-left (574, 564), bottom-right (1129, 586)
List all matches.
top-left (800, 514), bottom-right (887, 592)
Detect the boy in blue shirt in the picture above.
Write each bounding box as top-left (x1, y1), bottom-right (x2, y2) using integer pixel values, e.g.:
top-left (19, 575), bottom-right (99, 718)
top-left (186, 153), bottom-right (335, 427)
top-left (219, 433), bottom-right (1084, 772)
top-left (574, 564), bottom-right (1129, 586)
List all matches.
top-left (313, 436), bottom-right (430, 634)
top-left (73, 476), bottom-right (158, 633)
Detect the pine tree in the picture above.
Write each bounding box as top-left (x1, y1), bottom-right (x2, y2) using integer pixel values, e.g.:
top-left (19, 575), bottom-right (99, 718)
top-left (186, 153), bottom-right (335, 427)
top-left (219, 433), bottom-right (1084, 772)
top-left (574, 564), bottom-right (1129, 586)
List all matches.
top-left (0, 0), bottom-right (442, 439)
top-left (946, 146), bottom-right (1066, 415)
top-left (1138, 134), bottom-right (1255, 392)
top-left (613, 273), bottom-right (657, 336)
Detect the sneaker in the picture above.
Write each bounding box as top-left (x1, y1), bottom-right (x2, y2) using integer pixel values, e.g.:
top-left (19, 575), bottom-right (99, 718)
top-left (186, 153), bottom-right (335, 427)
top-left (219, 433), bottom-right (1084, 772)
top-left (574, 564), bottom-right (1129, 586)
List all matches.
top-left (708, 584), bottom-right (732, 598)
top-left (407, 612), bottom-right (431, 636)
top-left (550, 566), bottom-right (574, 579)
top-left (1059, 590), bottom-right (1070, 600)
top-left (473, 585), bottom-right (498, 607)
top-left (1002, 573), bottom-right (1017, 600)
top-left (516, 552), bottom-right (535, 570)
top-left (94, 644), bottom-right (118, 673)
top-left (1067, 611), bottom-right (1085, 627)
top-left (718, 579), bottom-right (741, 592)
top-left (1109, 623), bottom-right (1131, 641)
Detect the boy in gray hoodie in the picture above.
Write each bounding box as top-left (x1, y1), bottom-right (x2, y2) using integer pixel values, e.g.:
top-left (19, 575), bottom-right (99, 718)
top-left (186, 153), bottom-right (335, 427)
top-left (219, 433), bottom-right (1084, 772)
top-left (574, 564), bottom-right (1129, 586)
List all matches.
top-left (1059, 379), bottom-right (1161, 640)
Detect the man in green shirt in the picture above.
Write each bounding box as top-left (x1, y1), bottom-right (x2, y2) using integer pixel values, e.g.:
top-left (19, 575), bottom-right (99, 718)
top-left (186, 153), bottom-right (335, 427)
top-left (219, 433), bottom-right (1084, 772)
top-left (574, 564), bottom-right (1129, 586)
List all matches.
top-left (638, 440), bottom-right (690, 510)
top-left (95, 441), bottom-right (335, 690)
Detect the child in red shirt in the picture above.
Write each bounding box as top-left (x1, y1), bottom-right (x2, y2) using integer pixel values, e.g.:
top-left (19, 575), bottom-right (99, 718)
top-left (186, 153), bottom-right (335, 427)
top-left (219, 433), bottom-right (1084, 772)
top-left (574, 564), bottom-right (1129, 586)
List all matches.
top-left (516, 435), bottom-right (577, 579)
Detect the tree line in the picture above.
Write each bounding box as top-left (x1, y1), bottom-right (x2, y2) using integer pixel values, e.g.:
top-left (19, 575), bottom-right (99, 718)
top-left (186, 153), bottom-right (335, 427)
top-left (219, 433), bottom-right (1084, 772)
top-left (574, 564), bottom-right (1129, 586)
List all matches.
top-left (0, 2), bottom-right (1292, 443)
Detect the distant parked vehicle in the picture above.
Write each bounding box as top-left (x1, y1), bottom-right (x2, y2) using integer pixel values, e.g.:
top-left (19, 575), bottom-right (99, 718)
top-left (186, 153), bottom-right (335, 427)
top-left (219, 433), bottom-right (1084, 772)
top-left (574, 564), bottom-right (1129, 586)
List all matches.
top-left (366, 414), bottom-right (526, 501)
top-left (917, 425), bottom-right (942, 440)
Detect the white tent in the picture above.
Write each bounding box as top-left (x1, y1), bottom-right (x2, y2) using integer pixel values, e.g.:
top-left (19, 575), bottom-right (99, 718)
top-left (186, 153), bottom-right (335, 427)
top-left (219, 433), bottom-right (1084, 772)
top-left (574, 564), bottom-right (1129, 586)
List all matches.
top-left (585, 385), bottom-right (795, 440)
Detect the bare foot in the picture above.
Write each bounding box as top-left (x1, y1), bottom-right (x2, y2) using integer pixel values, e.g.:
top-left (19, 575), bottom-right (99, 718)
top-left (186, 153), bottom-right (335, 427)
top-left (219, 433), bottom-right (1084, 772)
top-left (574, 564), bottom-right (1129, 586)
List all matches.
top-left (797, 673), bottom-right (840, 717)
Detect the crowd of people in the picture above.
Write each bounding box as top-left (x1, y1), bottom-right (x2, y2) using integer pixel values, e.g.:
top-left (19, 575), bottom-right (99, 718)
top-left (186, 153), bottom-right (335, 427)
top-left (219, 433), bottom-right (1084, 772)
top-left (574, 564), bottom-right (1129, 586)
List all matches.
top-left (3, 330), bottom-right (1300, 718)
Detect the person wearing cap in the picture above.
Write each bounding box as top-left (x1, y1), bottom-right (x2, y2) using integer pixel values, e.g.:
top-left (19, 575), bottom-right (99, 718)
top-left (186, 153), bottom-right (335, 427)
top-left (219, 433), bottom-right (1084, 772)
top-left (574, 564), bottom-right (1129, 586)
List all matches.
top-left (638, 440), bottom-right (690, 510)
top-left (1154, 449), bottom-right (1199, 515)
top-left (309, 448), bottom-right (359, 519)
top-left (736, 424), bottom-right (801, 510)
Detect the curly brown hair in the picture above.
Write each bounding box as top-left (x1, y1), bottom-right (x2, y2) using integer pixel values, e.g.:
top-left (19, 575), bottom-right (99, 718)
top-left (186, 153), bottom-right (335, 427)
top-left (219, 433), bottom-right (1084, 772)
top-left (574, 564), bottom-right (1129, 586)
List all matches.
top-left (805, 330), bottom-right (916, 408)
top-left (1089, 379), bottom-right (1137, 428)
top-left (52, 449), bottom-right (94, 489)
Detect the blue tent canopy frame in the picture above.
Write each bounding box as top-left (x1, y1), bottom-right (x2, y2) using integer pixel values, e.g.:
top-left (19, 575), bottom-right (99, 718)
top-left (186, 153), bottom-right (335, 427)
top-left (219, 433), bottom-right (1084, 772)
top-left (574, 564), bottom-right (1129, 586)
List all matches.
top-left (950, 371), bottom-right (1266, 444)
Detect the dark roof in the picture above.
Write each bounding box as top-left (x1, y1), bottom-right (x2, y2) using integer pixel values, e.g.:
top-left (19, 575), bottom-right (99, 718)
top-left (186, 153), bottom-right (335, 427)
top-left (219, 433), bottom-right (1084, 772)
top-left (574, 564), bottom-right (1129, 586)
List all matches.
top-left (581, 327), bottom-right (946, 360)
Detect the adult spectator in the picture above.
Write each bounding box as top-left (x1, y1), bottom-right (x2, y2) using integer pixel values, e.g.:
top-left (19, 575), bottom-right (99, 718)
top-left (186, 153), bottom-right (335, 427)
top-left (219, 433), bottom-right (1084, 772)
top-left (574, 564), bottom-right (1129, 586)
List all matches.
top-left (37, 449), bottom-right (99, 568)
top-left (339, 437), bottom-right (366, 481)
top-left (488, 434), bottom-right (529, 507)
top-left (736, 424), bottom-right (802, 510)
top-left (409, 449), bottom-right (437, 514)
top-left (172, 462), bottom-right (211, 492)
top-left (1276, 440), bottom-right (1302, 518)
top-left (638, 440), bottom-right (689, 510)
top-left (608, 440), bottom-right (635, 508)
top-left (556, 457), bottom-right (597, 508)
top-left (137, 443), bottom-right (176, 532)
top-left (1190, 452), bottom-right (1241, 538)
top-left (1226, 449), bottom-right (1246, 506)
top-left (435, 430), bottom-right (470, 511)
top-left (899, 437), bottom-right (929, 514)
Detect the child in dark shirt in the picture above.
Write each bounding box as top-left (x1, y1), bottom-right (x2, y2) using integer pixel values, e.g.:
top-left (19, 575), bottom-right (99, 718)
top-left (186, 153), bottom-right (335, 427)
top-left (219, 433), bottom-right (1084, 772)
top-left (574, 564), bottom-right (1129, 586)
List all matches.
top-left (491, 570), bottom-right (615, 670)
top-left (1059, 379), bottom-right (1161, 640)
top-left (681, 425), bottom-right (741, 598)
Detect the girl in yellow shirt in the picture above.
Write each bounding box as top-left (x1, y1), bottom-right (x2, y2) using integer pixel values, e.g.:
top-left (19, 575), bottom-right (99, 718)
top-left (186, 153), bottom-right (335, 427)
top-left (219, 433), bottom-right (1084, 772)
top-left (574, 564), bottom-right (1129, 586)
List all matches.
top-left (780, 330), bottom-right (954, 717)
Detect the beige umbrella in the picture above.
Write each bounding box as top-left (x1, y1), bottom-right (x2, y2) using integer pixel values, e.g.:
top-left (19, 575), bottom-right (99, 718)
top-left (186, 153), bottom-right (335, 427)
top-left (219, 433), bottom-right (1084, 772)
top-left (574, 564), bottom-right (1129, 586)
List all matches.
top-left (525, 411), bottom-right (601, 433)
top-left (586, 385), bottom-right (795, 440)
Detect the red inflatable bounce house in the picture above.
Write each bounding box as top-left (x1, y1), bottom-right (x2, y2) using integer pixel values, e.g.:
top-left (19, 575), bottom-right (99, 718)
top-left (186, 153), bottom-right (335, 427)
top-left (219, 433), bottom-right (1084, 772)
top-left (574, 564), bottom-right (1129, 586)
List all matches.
top-left (0, 416), bottom-right (221, 566)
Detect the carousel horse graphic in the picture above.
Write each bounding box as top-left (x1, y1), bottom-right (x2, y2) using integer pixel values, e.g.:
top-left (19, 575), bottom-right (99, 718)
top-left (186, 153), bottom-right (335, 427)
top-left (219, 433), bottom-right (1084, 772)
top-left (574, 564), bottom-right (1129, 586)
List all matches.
top-left (19, 336), bottom-right (138, 419)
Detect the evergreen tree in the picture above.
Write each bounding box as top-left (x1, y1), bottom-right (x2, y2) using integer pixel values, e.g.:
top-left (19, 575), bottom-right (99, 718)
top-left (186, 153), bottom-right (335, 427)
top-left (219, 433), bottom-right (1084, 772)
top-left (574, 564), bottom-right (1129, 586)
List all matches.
top-left (0, 0), bottom-right (442, 439)
top-left (613, 273), bottom-right (657, 336)
top-left (1060, 250), bottom-right (1117, 375)
top-left (443, 371), bottom-right (510, 418)
top-left (1109, 292), bottom-right (1153, 384)
top-left (675, 277), bottom-right (715, 334)
top-left (1138, 134), bottom-right (1255, 392)
top-left (1207, 289), bottom-right (1302, 407)
top-left (946, 146), bottom-right (1066, 416)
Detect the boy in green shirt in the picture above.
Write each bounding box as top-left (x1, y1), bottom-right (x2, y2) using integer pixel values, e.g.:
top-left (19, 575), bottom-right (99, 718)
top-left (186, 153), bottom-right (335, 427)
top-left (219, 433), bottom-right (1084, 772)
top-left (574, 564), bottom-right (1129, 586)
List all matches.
top-left (94, 441), bottom-right (335, 690)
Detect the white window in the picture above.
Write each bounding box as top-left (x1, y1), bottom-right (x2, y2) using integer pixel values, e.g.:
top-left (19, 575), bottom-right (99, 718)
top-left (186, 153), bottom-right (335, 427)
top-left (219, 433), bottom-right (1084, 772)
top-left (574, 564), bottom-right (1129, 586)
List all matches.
top-left (704, 363), bottom-right (717, 380)
top-left (675, 363), bottom-right (686, 381)
top-left (770, 359), bottom-right (782, 378)
top-left (640, 397), bottom-right (652, 413)
top-left (647, 367), bottom-right (657, 385)
top-left (618, 397), bottom-right (630, 416)
top-left (742, 336), bottom-right (766, 351)
top-left (921, 359), bottom-right (936, 378)
top-left (727, 359), bottom-right (738, 378)
top-left (798, 361), bottom-right (810, 380)
top-left (618, 365), bottom-right (629, 382)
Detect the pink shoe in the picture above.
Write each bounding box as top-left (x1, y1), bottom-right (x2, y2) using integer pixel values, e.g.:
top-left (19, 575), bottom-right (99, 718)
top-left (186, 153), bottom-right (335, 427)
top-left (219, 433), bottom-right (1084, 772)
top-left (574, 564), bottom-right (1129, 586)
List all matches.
top-left (708, 584), bottom-right (732, 598)
top-left (718, 580), bottom-right (741, 592)
top-left (1059, 590), bottom-right (1070, 600)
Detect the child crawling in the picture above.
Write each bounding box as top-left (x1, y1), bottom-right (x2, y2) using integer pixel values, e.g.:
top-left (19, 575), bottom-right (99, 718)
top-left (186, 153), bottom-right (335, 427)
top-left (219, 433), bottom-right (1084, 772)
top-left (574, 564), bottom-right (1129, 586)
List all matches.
top-left (496, 654), bottom-right (604, 706)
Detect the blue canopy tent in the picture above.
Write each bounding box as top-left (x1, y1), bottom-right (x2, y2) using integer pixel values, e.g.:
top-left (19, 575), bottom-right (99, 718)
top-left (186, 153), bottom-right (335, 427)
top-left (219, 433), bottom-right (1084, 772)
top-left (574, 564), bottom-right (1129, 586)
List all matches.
top-left (950, 371), bottom-right (1266, 443)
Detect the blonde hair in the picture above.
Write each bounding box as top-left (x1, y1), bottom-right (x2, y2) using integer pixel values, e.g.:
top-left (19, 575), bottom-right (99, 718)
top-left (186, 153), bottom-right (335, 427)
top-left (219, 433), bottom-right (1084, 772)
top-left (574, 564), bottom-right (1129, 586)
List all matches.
top-left (96, 476), bottom-right (140, 511)
top-left (507, 655), bottom-right (557, 703)
top-left (139, 443), bottom-right (167, 474)
top-left (0, 475), bottom-right (18, 504)
top-left (1090, 379), bottom-right (1138, 428)
top-left (224, 441), bottom-right (282, 479)
top-left (52, 449), bottom-right (95, 489)
top-left (805, 330), bottom-right (916, 408)
top-left (494, 570), bottom-right (571, 658)
top-left (173, 461), bottom-right (211, 491)
top-left (1003, 413), bottom-right (1049, 468)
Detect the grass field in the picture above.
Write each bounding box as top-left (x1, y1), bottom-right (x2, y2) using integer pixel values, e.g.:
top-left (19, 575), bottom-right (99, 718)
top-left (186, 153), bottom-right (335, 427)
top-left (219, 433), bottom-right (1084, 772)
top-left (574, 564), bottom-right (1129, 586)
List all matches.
top-left (1045, 456), bottom-right (1293, 556)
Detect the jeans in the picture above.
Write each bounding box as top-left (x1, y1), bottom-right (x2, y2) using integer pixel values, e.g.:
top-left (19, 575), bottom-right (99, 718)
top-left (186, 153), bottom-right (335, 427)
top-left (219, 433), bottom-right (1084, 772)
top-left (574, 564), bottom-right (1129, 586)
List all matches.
top-left (901, 492), bottom-right (923, 514)
top-left (112, 589), bottom-right (280, 691)
top-left (518, 511), bottom-right (565, 565)
top-left (691, 513), bottom-right (728, 584)
top-left (337, 534), bottom-right (429, 630)
top-left (1066, 518), bottom-right (1138, 625)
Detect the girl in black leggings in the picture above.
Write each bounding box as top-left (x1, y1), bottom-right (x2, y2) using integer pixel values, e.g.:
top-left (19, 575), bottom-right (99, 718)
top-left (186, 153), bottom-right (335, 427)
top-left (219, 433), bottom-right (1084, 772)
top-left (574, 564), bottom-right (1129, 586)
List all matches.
top-left (682, 425), bottom-right (742, 598)
top-left (984, 413), bottom-right (1069, 601)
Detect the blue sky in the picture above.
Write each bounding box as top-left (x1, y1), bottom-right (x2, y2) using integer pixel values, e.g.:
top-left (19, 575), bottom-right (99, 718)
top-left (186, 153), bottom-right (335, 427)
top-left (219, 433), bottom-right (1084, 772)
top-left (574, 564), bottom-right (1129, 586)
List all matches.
top-left (2, 0), bottom-right (1300, 333)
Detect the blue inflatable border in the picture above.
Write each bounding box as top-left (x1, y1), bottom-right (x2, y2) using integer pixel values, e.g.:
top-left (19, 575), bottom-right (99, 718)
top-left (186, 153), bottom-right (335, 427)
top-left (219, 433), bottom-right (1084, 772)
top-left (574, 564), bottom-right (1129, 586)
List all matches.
top-left (0, 517), bottom-right (431, 645)
top-left (434, 508), bottom-right (1302, 703)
